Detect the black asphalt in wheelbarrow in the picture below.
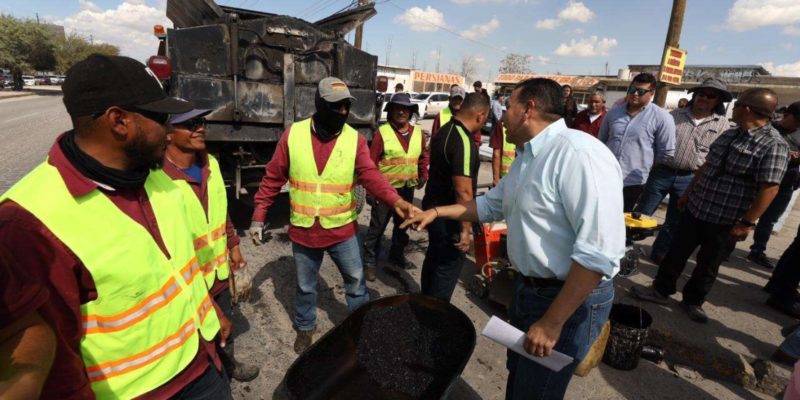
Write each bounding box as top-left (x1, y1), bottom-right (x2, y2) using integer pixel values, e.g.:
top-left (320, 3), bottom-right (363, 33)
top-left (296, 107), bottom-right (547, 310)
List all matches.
top-left (286, 294), bottom-right (477, 400)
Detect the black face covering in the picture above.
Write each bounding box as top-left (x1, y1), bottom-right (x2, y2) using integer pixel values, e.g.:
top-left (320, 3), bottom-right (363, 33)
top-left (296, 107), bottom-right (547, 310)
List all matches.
top-left (312, 95), bottom-right (350, 142)
top-left (60, 130), bottom-right (150, 189)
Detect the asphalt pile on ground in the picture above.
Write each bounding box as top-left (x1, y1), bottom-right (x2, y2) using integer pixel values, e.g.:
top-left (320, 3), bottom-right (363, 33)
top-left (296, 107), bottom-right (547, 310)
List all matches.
top-left (356, 301), bottom-right (470, 398)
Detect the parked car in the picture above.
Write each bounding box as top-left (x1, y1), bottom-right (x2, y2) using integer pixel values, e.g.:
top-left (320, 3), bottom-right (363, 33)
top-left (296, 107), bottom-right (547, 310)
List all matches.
top-left (411, 92), bottom-right (449, 118)
top-left (22, 75), bottom-right (35, 86)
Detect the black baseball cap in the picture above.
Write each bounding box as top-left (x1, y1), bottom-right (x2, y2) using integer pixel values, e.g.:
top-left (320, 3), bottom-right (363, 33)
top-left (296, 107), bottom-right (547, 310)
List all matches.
top-left (62, 54), bottom-right (194, 117)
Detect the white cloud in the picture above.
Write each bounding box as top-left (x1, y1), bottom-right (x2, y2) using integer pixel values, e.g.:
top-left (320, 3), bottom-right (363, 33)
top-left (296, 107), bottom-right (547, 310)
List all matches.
top-left (726, 0), bottom-right (800, 31)
top-left (554, 36), bottom-right (617, 57)
top-left (782, 43), bottom-right (796, 51)
top-left (558, 1), bottom-right (594, 22)
top-left (535, 18), bottom-right (561, 29)
top-left (474, 56), bottom-right (487, 63)
top-left (534, 55), bottom-right (550, 64)
top-left (696, 45), bottom-right (708, 52)
top-left (568, 27), bottom-right (584, 35)
top-left (462, 17), bottom-right (500, 39)
top-left (763, 60), bottom-right (800, 76)
top-left (56, 0), bottom-right (169, 62)
top-left (784, 25), bottom-right (800, 35)
top-left (78, 0), bottom-right (102, 13)
top-left (394, 6), bottom-right (446, 31)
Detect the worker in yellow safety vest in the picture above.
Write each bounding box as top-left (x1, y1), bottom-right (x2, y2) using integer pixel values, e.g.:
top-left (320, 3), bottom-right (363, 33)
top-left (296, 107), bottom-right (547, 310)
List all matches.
top-left (248, 77), bottom-right (421, 354)
top-left (491, 120), bottom-right (517, 186)
top-left (160, 108), bottom-right (260, 382)
top-left (363, 92), bottom-right (430, 281)
top-left (431, 85), bottom-right (466, 137)
top-left (0, 54), bottom-right (231, 399)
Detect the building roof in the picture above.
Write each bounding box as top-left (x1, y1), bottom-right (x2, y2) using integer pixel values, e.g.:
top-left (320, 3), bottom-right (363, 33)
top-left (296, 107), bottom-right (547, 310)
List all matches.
top-left (628, 64), bottom-right (771, 75)
top-left (494, 73), bottom-right (600, 90)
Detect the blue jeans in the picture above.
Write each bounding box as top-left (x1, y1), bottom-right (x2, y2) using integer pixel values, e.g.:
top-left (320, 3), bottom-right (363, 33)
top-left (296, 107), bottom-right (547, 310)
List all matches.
top-left (751, 184), bottom-right (796, 254)
top-left (505, 278), bottom-right (614, 400)
top-left (173, 363), bottom-right (232, 399)
top-left (634, 165), bottom-right (694, 260)
top-left (421, 218), bottom-right (466, 301)
top-left (292, 235), bottom-right (369, 331)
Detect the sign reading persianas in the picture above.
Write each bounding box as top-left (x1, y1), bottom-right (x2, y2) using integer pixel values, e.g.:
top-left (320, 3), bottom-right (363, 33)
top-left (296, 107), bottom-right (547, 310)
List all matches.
top-left (658, 46), bottom-right (687, 85)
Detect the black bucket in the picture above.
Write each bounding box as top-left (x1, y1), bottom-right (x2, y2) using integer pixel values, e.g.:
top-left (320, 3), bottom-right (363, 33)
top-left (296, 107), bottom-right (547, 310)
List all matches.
top-left (602, 303), bottom-right (652, 370)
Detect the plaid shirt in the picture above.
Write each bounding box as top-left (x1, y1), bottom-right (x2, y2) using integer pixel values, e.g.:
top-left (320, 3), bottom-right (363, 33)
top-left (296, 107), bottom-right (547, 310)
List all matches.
top-left (662, 108), bottom-right (730, 171)
top-left (688, 123), bottom-right (789, 225)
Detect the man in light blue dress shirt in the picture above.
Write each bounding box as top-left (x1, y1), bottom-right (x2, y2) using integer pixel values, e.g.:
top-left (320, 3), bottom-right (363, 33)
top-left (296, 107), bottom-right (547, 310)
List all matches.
top-left (402, 78), bottom-right (626, 399)
top-left (599, 72), bottom-right (676, 211)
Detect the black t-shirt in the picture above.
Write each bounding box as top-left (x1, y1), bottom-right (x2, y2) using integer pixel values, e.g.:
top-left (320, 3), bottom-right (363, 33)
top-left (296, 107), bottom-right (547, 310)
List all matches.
top-left (422, 119), bottom-right (479, 209)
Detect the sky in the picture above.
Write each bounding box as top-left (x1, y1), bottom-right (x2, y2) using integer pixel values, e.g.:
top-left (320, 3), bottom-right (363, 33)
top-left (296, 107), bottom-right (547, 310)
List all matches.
top-left (2, 0), bottom-right (800, 82)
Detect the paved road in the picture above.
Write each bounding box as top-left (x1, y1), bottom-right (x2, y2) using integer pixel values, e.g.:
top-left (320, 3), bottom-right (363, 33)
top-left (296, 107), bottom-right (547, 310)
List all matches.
top-left (0, 94), bottom-right (70, 193)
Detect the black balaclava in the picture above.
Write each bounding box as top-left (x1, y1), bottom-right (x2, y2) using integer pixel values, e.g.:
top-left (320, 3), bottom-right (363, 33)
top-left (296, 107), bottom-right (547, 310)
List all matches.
top-left (60, 130), bottom-right (150, 189)
top-left (312, 93), bottom-right (350, 142)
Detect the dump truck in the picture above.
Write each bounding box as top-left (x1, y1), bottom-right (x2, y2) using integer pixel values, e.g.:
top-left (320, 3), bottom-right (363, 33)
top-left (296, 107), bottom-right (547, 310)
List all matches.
top-left (149, 0), bottom-right (378, 212)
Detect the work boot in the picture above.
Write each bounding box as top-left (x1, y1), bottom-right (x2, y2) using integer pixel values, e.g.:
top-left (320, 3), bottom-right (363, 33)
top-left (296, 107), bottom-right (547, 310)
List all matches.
top-left (220, 343), bottom-right (260, 382)
top-left (630, 284), bottom-right (670, 305)
top-left (747, 251), bottom-right (775, 269)
top-left (388, 252), bottom-right (412, 270)
top-left (294, 328), bottom-right (315, 354)
top-left (766, 297), bottom-right (800, 319)
top-left (680, 301), bottom-right (709, 323)
top-left (365, 266), bottom-right (377, 282)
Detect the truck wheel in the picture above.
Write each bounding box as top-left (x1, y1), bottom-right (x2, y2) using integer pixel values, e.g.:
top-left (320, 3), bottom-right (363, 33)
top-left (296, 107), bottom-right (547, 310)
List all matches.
top-left (355, 185), bottom-right (367, 214)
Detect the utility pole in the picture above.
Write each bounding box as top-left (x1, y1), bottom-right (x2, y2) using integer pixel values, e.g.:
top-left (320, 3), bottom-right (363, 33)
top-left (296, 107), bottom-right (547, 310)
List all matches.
top-left (654, 0), bottom-right (686, 107)
top-left (435, 46), bottom-right (441, 73)
top-left (353, 0), bottom-right (369, 49)
top-left (384, 36), bottom-right (393, 66)
top-left (605, 61), bottom-right (609, 76)
top-left (36, 13), bottom-right (40, 24)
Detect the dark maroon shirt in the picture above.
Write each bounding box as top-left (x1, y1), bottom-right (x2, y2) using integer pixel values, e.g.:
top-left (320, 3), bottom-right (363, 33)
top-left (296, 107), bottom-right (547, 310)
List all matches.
top-left (571, 109), bottom-right (607, 138)
top-left (162, 152), bottom-right (240, 297)
top-left (252, 125), bottom-right (401, 248)
top-left (0, 133), bottom-right (221, 400)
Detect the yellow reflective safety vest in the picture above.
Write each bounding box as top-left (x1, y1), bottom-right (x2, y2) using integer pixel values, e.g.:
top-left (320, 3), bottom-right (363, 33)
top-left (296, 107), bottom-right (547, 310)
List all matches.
top-left (501, 126), bottom-right (516, 177)
top-left (378, 123), bottom-right (422, 188)
top-left (158, 155), bottom-right (230, 289)
top-left (1, 162), bottom-right (221, 400)
top-left (438, 107), bottom-right (453, 127)
top-left (287, 118), bottom-right (358, 229)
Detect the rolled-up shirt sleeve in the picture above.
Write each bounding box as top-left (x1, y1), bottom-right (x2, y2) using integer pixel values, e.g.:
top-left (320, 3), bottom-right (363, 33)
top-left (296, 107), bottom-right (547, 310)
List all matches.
top-left (476, 178), bottom-right (505, 223)
top-left (559, 148), bottom-right (626, 278)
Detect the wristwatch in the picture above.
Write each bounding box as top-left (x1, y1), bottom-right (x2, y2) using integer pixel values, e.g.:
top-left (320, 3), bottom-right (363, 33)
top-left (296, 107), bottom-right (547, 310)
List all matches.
top-left (737, 218), bottom-right (756, 228)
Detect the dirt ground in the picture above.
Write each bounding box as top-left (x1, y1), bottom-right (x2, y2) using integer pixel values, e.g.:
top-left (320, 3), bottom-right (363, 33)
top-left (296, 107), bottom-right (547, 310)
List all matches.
top-left (226, 120), bottom-right (800, 400)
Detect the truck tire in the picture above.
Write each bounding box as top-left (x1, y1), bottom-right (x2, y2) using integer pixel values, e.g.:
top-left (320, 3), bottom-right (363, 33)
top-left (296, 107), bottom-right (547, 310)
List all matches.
top-left (355, 184), bottom-right (367, 215)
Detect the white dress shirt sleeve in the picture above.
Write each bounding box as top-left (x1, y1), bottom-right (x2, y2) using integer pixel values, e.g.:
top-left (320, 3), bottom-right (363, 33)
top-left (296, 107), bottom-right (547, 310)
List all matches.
top-left (558, 147), bottom-right (625, 278)
top-left (477, 177), bottom-right (505, 223)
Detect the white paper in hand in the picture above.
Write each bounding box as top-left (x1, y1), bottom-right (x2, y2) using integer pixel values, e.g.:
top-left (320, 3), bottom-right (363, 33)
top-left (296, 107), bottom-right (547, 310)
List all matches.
top-left (481, 316), bottom-right (573, 372)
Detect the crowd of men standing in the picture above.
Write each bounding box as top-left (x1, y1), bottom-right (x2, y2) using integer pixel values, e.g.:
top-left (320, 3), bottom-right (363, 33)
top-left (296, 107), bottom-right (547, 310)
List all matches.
top-left (2, 51), bottom-right (800, 400)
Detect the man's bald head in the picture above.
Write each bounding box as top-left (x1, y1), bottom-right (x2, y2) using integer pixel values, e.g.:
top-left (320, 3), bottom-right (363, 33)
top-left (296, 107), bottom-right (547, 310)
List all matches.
top-left (738, 88), bottom-right (778, 119)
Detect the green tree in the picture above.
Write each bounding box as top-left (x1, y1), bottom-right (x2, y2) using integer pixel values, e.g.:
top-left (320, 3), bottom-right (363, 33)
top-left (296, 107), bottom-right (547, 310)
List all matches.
top-left (0, 14), bottom-right (57, 71)
top-left (54, 33), bottom-right (120, 74)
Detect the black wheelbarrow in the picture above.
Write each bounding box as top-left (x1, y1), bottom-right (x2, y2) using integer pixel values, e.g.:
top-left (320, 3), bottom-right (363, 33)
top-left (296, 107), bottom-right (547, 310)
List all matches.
top-left (286, 294), bottom-right (476, 400)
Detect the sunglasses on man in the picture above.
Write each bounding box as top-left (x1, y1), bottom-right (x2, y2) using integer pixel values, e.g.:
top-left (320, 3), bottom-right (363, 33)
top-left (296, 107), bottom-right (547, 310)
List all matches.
top-left (174, 117), bottom-right (207, 132)
top-left (627, 86), bottom-right (652, 96)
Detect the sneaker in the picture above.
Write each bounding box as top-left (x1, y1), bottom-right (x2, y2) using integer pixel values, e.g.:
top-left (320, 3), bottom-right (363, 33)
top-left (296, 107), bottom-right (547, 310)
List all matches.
top-left (365, 266), bottom-right (377, 282)
top-left (294, 328), bottom-right (315, 354)
top-left (766, 297), bottom-right (800, 319)
top-left (630, 284), bottom-right (670, 305)
top-left (747, 252), bottom-right (775, 269)
top-left (680, 301), bottom-right (709, 323)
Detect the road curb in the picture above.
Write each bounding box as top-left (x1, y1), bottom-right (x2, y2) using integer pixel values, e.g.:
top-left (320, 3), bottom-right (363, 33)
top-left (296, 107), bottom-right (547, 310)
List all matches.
top-left (0, 92), bottom-right (34, 100)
